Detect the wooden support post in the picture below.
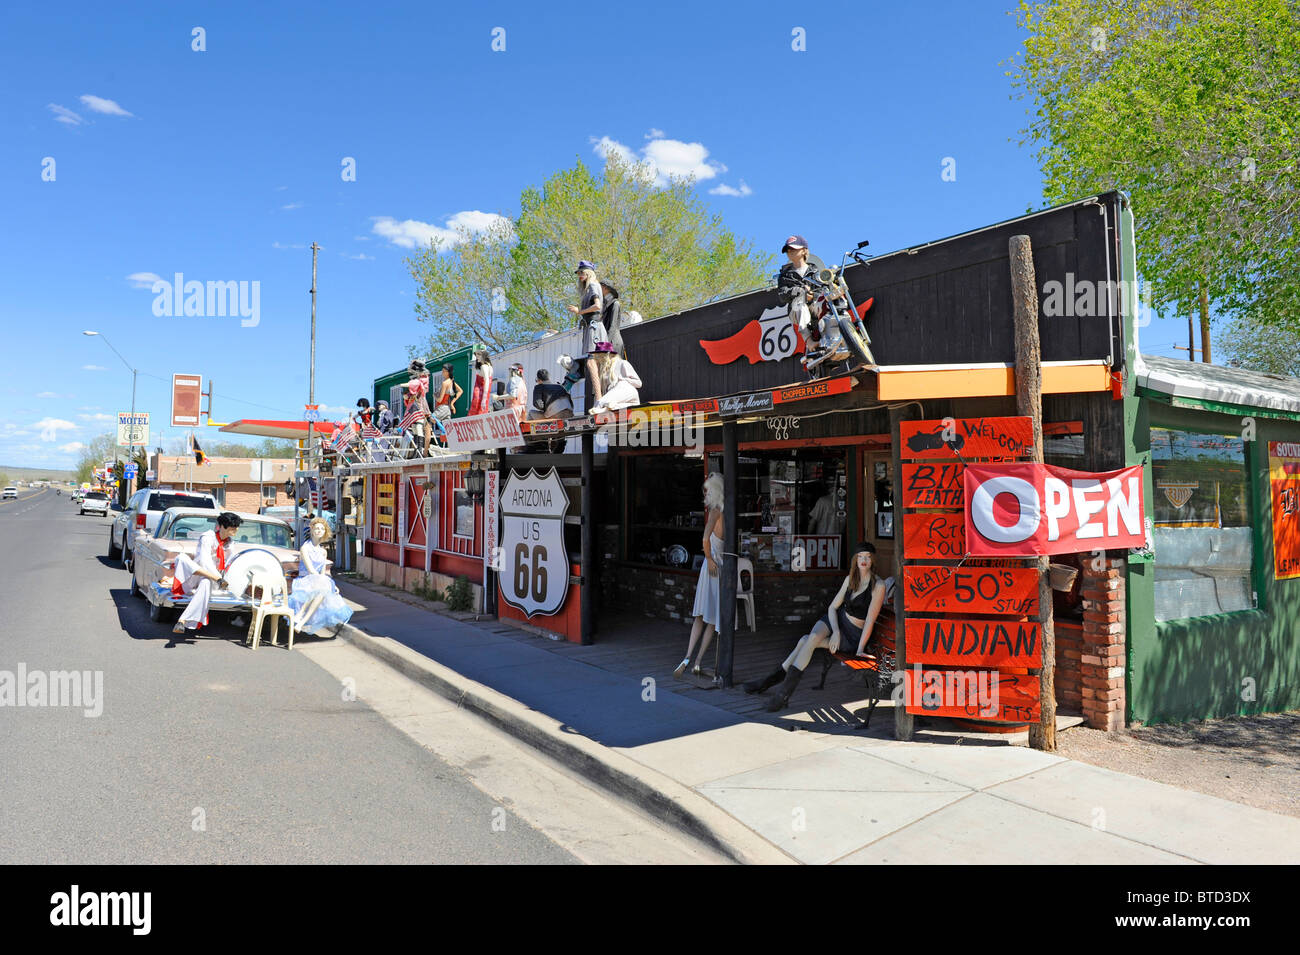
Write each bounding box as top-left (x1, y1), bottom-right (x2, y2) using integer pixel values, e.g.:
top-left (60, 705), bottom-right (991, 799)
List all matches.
top-left (1010, 234), bottom-right (1056, 752)
top-left (889, 404), bottom-right (914, 741)
top-left (717, 420), bottom-right (738, 687)
top-left (580, 386), bottom-right (595, 645)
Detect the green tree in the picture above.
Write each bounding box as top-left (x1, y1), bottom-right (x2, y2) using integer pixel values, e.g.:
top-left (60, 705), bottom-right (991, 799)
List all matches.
top-left (1009, 0), bottom-right (1300, 343)
top-left (405, 153), bottom-right (772, 355)
top-left (1216, 313), bottom-right (1300, 376)
top-left (508, 152), bottom-right (771, 332)
top-left (407, 216), bottom-right (519, 356)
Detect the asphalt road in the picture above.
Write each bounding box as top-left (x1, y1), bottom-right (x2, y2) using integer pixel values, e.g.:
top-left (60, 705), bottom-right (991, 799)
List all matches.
top-left (0, 488), bottom-right (580, 864)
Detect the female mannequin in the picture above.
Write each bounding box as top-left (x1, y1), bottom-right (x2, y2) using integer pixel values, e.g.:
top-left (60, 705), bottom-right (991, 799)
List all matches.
top-left (288, 516), bottom-right (353, 634)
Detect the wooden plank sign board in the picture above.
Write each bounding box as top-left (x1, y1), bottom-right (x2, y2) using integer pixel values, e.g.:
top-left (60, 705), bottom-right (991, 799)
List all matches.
top-left (905, 617), bottom-right (1042, 668)
top-left (904, 668), bottom-right (1041, 722)
top-left (902, 512), bottom-right (966, 560)
top-left (903, 565), bottom-right (1039, 616)
top-left (900, 416), bottom-right (1034, 460)
top-left (901, 461), bottom-right (965, 508)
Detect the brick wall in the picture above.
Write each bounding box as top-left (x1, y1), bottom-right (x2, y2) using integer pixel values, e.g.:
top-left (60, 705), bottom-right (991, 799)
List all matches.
top-left (1078, 556), bottom-right (1127, 731)
top-left (1054, 618), bottom-right (1084, 714)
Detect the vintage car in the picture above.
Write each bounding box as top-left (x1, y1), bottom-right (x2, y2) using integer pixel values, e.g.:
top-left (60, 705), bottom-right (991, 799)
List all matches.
top-left (131, 507), bottom-right (302, 624)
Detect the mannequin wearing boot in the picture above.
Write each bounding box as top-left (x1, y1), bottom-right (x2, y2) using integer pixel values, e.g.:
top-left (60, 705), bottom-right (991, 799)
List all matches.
top-left (752, 543), bottom-right (887, 712)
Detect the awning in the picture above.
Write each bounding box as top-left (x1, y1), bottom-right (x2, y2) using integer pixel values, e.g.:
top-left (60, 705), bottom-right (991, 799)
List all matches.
top-left (1135, 354), bottom-right (1300, 420)
top-left (219, 419), bottom-right (340, 440)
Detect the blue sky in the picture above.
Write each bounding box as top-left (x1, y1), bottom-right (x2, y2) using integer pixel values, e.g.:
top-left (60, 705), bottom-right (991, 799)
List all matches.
top-left (0, 0), bottom-right (1197, 469)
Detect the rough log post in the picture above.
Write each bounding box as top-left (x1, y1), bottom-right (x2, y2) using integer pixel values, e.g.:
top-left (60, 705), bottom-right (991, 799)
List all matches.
top-left (1010, 234), bottom-right (1056, 752)
top-left (718, 420), bottom-right (738, 687)
top-left (890, 403), bottom-right (914, 741)
top-left (580, 396), bottom-right (595, 645)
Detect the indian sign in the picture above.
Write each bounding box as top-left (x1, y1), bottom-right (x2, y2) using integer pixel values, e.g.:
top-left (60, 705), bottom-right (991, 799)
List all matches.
top-left (499, 468), bottom-right (569, 618)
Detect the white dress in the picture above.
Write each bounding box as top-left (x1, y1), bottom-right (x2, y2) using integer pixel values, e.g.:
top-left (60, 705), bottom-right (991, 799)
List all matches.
top-left (691, 530), bottom-right (723, 627)
top-left (592, 359), bottom-right (642, 413)
top-left (288, 540), bottom-right (353, 632)
top-left (174, 530), bottom-right (223, 630)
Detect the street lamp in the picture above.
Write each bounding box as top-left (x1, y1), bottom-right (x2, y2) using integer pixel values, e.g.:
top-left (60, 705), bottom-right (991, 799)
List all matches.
top-left (84, 330), bottom-right (139, 504)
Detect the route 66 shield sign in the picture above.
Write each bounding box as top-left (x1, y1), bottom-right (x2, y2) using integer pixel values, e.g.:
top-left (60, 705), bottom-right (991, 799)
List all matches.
top-left (500, 468), bottom-right (570, 617)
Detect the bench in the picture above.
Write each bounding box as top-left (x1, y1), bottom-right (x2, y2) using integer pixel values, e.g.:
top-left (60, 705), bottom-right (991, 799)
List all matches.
top-left (811, 611), bottom-right (897, 729)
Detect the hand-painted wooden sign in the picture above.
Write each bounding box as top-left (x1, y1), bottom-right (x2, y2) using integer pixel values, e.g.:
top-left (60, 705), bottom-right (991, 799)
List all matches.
top-left (902, 565), bottom-right (1039, 616)
top-left (905, 617), bottom-right (1042, 668)
top-left (904, 668), bottom-right (1041, 721)
top-left (901, 461), bottom-right (965, 508)
top-left (900, 416), bottom-right (1034, 460)
top-left (902, 512), bottom-right (966, 560)
top-left (1269, 442), bottom-right (1300, 579)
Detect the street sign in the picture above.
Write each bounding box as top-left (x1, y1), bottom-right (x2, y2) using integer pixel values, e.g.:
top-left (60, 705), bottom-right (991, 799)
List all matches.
top-left (124, 464), bottom-right (138, 479)
top-left (304, 404), bottom-right (322, 422)
top-left (171, 374), bottom-right (203, 427)
top-left (117, 412), bottom-right (150, 447)
top-left (499, 468), bottom-right (569, 617)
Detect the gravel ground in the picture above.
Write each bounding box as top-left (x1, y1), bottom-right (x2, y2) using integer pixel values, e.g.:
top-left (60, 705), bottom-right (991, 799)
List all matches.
top-left (1057, 711), bottom-right (1300, 818)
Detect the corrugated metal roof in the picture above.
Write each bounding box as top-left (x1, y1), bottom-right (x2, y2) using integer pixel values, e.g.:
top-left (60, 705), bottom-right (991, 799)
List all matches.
top-left (1136, 353), bottom-right (1300, 415)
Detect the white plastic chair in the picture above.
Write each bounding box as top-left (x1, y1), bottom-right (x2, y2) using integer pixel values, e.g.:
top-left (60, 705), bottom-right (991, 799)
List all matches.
top-left (735, 557), bottom-right (756, 632)
top-left (247, 567), bottom-right (296, 650)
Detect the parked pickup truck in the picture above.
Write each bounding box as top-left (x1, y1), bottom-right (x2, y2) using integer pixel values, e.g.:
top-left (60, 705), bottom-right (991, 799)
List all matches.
top-left (130, 507), bottom-right (302, 624)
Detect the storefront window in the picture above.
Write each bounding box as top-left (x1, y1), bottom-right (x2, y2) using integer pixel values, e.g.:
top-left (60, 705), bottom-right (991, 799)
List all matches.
top-left (625, 456), bottom-right (706, 566)
top-left (1151, 427), bottom-right (1254, 621)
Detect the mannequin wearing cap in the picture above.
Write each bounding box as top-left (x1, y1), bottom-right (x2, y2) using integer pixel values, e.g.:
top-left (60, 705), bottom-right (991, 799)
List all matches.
top-left (777, 235), bottom-right (844, 356)
top-left (568, 262), bottom-right (609, 404)
top-left (401, 359), bottom-right (434, 456)
top-left (745, 541), bottom-right (887, 712)
top-left (288, 516), bottom-right (353, 634)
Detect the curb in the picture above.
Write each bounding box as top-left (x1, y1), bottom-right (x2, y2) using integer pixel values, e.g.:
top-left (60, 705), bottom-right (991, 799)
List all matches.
top-left (335, 621), bottom-right (794, 865)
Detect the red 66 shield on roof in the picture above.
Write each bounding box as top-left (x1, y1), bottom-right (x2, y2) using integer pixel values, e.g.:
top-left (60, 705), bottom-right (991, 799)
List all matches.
top-left (963, 463), bottom-right (1145, 556)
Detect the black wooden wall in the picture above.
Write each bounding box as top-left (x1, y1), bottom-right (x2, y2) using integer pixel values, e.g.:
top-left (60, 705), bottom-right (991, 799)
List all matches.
top-left (622, 192), bottom-right (1125, 405)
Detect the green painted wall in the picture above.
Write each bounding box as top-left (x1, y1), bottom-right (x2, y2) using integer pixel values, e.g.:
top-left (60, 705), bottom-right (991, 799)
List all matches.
top-left (373, 346), bottom-right (474, 417)
top-left (1128, 399), bottom-right (1300, 723)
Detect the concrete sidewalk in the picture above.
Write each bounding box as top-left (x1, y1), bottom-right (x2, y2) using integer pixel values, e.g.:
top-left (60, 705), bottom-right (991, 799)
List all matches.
top-left (334, 580), bottom-right (1300, 865)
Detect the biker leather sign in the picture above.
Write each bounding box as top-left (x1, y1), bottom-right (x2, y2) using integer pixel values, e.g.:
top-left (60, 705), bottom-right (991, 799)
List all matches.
top-left (963, 463), bottom-right (1145, 556)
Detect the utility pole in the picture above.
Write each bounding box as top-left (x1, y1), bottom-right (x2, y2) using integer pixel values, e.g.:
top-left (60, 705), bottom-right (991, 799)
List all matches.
top-left (299, 242), bottom-right (320, 545)
top-left (1199, 284), bottom-right (1212, 364)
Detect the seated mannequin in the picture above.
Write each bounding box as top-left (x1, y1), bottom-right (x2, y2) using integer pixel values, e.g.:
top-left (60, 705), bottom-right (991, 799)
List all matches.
top-left (287, 516), bottom-right (353, 635)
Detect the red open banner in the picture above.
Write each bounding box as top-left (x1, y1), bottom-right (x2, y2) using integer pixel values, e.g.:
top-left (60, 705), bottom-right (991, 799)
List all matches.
top-left (963, 463), bottom-right (1145, 556)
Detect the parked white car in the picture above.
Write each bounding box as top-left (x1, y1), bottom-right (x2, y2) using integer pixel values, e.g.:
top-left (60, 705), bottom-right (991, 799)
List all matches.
top-left (1, 487), bottom-right (16, 500)
top-left (79, 491), bottom-right (111, 516)
top-left (110, 487), bottom-right (218, 567)
top-left (131, 508), bottom-right (301, 624)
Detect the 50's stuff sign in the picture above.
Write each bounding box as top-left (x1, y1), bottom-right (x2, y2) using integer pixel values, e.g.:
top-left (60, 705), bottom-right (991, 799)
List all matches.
top-left (962, 463), bottom-right (1145, 556)
top-left (499, 468), bottom-right (569, 617)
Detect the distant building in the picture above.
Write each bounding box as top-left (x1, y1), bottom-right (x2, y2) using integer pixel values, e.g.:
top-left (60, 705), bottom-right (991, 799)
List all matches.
top-left (148, 454), bottom-right (298, 513)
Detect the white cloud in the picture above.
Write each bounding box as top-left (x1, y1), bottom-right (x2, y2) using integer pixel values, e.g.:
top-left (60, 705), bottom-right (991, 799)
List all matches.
top-left (353, 235), bottom-right (370, 241)
top-left (344, 252), bottom-right (374, 260)
top-left (127, 271), bottom-right (163, 289)
top-left (78, 413), bottom-right (114, 423)
top-left (60, 441), bottom-right (86, 454)
top-left (645, 128), bottom-right (665, 140)
top-left (80, 94), bottom-right (133, 117)
top-left (280, 202), bottom-right (303, 211)
top-left (82, 364), bottom-right (106, 371)
top-left (370, 211), bottom-right (510, 250)
top-left (709, 180), bottom-right (753, 198)
top-left (272, 241), bottom-right (306, 250)
top-left (48, 104), bottom-right (84, 126)
top-left (592, 133), bottom-right (726, 188)
top-left (34, 417), bottom-right (77, 441)
top-left (36, 391), bottom-right (59, 399)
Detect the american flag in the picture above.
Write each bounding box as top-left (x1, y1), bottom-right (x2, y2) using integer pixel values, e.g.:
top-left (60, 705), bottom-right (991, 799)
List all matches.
top-left (329, 425), bottom-right (349, 451)
top-left (307, 477), bottom-right (320, 507)
top-left (400, 403), bottom-right (426, 431)
top-left (361, 423), bottom-right (382, 438)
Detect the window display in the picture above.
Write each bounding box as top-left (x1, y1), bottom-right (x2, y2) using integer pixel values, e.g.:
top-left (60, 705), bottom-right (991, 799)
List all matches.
top-left (1150, 427), bottom-right (1254, 621)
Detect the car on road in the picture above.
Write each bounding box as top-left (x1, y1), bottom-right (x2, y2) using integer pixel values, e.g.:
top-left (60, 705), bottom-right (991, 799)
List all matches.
top-left (2, 487), bottom-right (16, 500)
top-left (79, 491), bottom-right (110, 516)
top-left (109, 487), bottom-right (219, 566)
top-left (131, 508), bottom-right (302, 624)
